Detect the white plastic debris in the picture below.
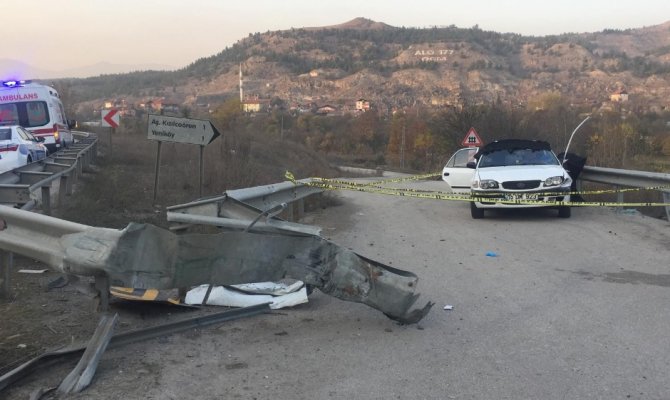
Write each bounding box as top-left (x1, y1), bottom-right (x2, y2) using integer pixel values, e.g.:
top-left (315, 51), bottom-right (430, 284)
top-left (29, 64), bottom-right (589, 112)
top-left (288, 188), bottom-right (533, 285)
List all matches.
top-left (232, 279), bottom-right (304, 296)
top-left (185, 280), bottom-right (308, 310)
top-left (18, 269), bottom-right (48, 274)
top-left (443, 305), bottom-right (454, 310)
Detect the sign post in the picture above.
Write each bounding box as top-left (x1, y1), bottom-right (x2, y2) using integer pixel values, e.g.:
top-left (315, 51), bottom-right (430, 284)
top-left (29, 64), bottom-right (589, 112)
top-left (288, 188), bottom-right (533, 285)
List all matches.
top-left (461, 127), bottom-right (483, 147)
top-left (147, 114), bottom-right (221, 202)
top-left (153, 141), bottom-right (162, 203)
top-left (101, 109), bottom-right (120, 157)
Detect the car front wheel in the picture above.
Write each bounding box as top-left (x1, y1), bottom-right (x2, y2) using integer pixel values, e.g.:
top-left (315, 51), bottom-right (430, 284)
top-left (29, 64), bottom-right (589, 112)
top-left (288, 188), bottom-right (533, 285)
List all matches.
top-left (558, 206), bottom-right (571, 218)
top-left (471, 202), bottom-right (484, 219)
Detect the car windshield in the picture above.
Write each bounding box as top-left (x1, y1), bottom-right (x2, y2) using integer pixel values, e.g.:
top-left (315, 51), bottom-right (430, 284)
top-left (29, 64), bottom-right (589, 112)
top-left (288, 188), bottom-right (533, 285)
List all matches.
top-left (478, 149), bottom-right (559, 167)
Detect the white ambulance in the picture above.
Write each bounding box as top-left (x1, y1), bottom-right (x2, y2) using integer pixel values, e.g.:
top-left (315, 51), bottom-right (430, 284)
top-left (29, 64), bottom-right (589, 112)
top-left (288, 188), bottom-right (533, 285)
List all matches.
top-left (0, 80), bottom-right (75, 153)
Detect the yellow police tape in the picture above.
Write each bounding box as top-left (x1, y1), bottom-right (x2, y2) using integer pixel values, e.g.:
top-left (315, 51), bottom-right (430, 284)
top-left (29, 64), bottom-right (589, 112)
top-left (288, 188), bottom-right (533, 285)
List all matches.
top-left (286, 171), bottom-right (670, 207)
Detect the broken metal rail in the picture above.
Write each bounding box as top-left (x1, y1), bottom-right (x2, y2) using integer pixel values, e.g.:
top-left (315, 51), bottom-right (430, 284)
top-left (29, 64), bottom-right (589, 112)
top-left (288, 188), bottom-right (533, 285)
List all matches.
top-left (166, 178), bottom-right (325, 234)
top-left (0, 303), bottom-right (272, 392)
top-left (0, 186), bottom-right (432, 323)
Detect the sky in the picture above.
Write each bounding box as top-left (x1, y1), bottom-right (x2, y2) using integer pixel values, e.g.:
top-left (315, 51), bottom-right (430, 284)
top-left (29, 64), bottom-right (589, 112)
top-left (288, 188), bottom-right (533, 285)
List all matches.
top-left (3, 0), bottom-right (669, 73)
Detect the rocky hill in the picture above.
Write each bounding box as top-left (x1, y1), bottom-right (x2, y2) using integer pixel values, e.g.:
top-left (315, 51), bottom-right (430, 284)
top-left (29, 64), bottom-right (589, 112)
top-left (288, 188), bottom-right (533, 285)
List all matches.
top-left (65, 18), bottom-right (670, 115)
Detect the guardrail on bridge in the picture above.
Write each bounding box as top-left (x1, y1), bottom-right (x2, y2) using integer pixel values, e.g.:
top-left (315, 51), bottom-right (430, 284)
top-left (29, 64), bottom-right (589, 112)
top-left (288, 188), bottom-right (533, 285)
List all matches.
top-left (0, 131), bottom-right (97, 214)
top-left (579, 166), bottom-right (670, 220)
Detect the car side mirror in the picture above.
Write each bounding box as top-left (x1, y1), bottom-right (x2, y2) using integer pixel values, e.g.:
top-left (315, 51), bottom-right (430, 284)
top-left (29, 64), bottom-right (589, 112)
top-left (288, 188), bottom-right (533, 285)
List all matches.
top-left (466, 161), bottom-right (477, 169)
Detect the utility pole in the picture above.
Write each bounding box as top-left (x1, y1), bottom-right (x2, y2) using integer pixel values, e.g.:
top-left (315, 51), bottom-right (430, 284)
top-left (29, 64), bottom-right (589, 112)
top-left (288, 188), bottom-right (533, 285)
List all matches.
top-left (400, 122), bottom-right (406, 169)
top-left (239, 63), bottom-right (243, 102)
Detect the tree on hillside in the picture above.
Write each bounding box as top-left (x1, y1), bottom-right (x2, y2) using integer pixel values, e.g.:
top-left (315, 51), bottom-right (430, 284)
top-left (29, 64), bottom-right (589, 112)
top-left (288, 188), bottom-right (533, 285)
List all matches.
top-left (211, 99), bottom-right (243, 132)
top-left (522, 93), bottom-right (580, 148)
top-left (586, 112), bottom-right (645, 167)
top-left (386, 109), bottom-right (433, 169)
top-left (350, 110), bottom-right (387, 156)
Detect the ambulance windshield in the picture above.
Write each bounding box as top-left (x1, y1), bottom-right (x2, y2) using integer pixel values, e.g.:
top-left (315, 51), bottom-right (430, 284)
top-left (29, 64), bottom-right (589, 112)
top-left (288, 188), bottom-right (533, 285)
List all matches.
top-left (0, 101), bottom-right (49, 127)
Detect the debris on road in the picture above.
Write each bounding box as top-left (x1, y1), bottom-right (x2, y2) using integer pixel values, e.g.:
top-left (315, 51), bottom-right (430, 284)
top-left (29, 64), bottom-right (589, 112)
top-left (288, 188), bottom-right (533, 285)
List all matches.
top-left (58, 313), bottom-right (117, 394)
top-left (185, 280), bottom-right (309, 310)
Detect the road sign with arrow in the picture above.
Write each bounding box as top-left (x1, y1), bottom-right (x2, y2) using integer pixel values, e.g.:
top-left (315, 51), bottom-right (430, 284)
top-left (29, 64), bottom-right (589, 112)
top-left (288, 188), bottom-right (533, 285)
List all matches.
top-left (147, 114), bottom-right (220, 146)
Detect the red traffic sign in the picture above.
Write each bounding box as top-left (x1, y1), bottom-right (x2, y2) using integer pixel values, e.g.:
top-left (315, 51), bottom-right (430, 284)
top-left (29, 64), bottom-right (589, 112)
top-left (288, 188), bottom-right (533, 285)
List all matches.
top-left (461, 127), bottom-right (482, 147)
top-left (101, 109), bottom-right (120, 128)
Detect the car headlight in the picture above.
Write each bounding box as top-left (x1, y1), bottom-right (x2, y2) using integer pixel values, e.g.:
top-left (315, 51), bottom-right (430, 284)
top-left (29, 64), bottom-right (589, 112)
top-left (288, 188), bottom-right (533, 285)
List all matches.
top-left (544, 176), bottom-right (564, 187)
top-left (475, 179), bottom-right (499, 189)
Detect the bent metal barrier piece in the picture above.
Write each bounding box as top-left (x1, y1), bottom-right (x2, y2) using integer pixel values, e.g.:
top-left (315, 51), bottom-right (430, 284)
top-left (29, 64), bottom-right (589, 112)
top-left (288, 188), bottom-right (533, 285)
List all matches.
top-left (0, 304), bottom-right (271, 392)
top-left (0, 206), bottom-right (432, 324)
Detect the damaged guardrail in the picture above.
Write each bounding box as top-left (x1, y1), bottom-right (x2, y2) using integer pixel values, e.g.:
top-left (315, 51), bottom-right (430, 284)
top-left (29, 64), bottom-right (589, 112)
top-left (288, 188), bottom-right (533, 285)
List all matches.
top-left (166, 178), bottom-right (324, 234)
top-left (0, 203), bottom-right (432, 324)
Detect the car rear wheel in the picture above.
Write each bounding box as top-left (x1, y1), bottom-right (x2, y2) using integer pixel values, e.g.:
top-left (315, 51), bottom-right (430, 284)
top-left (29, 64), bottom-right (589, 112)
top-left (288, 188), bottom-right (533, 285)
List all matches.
top-left (471, 202), bottom-right (484, 219)
top-left (558, 206), bottom-right (571, 218)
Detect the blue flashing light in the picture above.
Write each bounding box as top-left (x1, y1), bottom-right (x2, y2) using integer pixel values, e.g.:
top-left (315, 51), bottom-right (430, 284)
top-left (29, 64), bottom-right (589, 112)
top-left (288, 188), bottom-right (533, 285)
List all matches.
top-left (2, 80), bottom-right (30, 88)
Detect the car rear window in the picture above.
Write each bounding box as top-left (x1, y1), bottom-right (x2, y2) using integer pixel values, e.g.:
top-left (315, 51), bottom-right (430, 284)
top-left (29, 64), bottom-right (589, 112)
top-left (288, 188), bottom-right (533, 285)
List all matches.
top-left (0, 128), bottom-right (11, 140)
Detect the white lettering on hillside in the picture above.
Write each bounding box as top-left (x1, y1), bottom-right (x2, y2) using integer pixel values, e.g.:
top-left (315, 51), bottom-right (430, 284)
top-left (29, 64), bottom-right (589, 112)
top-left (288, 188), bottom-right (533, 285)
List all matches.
top-left (412, 49), bottom-right (456, 62)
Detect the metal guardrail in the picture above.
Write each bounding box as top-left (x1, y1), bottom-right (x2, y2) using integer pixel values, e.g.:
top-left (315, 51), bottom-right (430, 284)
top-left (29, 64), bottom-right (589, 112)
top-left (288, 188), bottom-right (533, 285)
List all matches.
top-left (0, 131), bottom-right (98, 214)
top-left (579, 165), bottom-right (670, 220)
top-left (166, 178), bottom-right (325, 232)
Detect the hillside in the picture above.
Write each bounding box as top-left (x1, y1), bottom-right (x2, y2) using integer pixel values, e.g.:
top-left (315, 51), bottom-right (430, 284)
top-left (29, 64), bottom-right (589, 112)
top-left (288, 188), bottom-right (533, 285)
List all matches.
top-left (60, 18), bottom-right (670, 116)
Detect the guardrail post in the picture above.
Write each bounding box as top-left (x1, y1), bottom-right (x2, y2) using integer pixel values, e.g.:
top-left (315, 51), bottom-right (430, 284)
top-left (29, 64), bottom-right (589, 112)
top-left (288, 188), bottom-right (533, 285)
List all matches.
top-left (1, 251), bottom-right (12, 300)
top-left (296, 198), bottom-right (305, 221)
top-left (82, 151), bottom-right (90, 172)
top-left (287, 203), bottom-right (295, 222)
top-left (94, 275), bottom-right (110, 312)
top-left (663, 191), bottom-right (670, 222)
top-left (41, 186), bottom-right (52, 215)
top-left (77, 156), bottom-right (83, 177)
top-left (67, 170), bottom-right (77, 196)
top-left (59, 175), bottom-right (69, 206)
top-left (89, 147), bottom-right (95, 167)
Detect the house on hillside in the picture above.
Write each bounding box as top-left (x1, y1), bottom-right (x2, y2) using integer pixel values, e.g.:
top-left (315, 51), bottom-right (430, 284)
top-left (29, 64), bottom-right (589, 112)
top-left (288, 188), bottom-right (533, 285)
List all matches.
top-left (161, 99), bottom-right (181, 115)
top-left (143, 98), bottom-right (163, 112)
top-left (242, 96), bottom-right (270, 113)
top-left (316, 105), bottom-right (338, 115)
top-left (356, 99), bottom-right (371, 112)
top-left (610, 89), bottom-right (629, 102)
top-left (243, 99), bottom-right (261, 113)
top-left (103, 99), bottom-right (126, 109)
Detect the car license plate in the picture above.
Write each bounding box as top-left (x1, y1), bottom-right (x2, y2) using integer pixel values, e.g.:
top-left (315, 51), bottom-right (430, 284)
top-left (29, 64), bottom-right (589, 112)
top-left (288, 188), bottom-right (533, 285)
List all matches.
top-left (504, 193), bottom-right (539, 201)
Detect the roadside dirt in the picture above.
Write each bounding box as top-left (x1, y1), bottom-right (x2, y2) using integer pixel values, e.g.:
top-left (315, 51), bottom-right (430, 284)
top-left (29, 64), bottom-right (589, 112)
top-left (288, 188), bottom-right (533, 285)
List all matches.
top-left (0, 254), bottom-right (236, 399)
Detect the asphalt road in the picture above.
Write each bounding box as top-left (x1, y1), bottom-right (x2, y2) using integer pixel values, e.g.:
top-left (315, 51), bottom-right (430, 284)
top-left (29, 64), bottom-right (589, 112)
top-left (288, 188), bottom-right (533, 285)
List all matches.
top-left (289, 179), bottom-right (670, 400)
top-left (6, 178), bottom-right (670, 399)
